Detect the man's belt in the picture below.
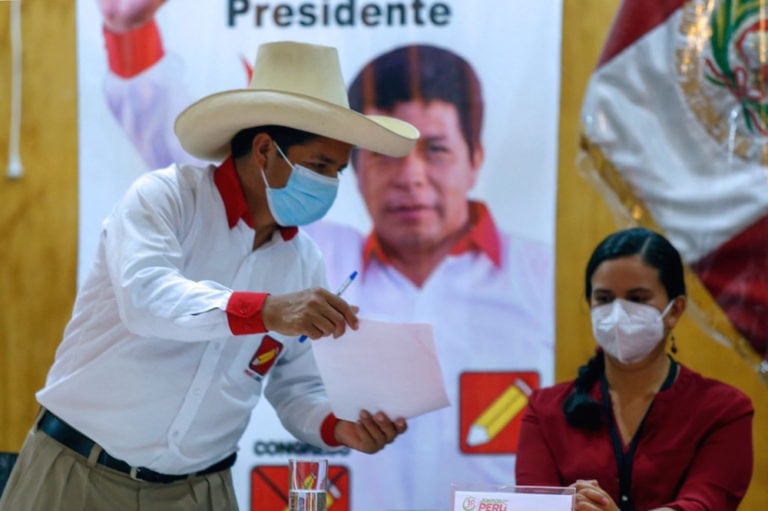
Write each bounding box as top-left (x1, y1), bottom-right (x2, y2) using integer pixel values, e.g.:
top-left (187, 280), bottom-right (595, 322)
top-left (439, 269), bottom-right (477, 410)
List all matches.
top-left (37, 409), bottom-right (237, 484)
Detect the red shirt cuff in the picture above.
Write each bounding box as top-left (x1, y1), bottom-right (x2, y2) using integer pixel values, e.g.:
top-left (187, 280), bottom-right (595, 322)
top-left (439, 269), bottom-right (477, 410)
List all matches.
top-left (103, 19), bottom-right (164, 78)
top-left (320, 413), bottom-right (341, 447)
top-left (227, 292), bottom-right (269, 335)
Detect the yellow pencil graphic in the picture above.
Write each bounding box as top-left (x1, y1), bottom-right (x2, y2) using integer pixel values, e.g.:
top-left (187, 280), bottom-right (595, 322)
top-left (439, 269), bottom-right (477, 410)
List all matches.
top-left (466, 378), bottom-right (533, 446)
top-left (326, 482), bottom-right (342, 507)
top-left (301, 473), bottom-right (316, 489)
top-left (254, 348), bottom-right (278, 366)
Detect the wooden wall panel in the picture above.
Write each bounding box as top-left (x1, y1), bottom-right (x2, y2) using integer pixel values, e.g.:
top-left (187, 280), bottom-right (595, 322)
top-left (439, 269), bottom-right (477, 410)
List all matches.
top-left (0, 1), bottom-right (77, 451)
top-left (558, 1), bottom-right (767, 509)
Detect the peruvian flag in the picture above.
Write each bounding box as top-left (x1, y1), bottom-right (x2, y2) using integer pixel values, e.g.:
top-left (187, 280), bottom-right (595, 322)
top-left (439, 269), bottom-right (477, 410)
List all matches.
top-left (580, 0), bottom-right (768, 363)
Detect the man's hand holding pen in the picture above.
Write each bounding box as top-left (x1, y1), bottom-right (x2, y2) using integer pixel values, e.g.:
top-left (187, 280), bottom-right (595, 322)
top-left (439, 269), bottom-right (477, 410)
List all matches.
top-left (296, 271), bottom-right (359, 343)
top-left (262, 287), bottom-right (359, 340)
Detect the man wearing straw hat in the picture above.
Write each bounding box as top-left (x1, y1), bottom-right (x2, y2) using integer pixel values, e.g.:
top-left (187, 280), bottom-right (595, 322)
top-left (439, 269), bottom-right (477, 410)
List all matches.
top-left (0, 41), bottom-right (418, 511)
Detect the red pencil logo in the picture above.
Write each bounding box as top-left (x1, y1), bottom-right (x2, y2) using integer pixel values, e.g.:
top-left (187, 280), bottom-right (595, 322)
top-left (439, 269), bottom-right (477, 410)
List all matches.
top-left (459, 371), bottom-right (539, 454)
top-left (245, 336), bottom-right (283, 380)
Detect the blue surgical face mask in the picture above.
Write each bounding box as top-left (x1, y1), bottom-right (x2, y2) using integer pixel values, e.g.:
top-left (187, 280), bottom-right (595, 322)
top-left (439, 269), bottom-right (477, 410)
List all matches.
top-left (261, 142), bottom-right (339, 226)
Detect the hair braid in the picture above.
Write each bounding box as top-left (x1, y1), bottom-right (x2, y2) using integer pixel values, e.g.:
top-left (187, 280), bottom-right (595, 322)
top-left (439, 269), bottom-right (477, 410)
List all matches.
top-left (562, 350), bottom-right (605, 430)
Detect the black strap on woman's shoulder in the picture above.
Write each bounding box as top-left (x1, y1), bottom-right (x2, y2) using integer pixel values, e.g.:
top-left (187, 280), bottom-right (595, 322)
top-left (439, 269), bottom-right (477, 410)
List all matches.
top-left (601, 357), bottom-right (678, 511)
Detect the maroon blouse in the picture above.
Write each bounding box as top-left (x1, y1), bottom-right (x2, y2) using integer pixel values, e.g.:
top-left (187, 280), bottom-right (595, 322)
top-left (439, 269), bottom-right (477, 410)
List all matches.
top-left (515, 364), bottom-right (753, 510)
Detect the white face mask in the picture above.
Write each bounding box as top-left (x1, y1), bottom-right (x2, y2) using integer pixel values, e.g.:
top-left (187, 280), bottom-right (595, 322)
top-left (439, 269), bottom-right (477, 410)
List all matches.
top-left (591, 298), bottom-right (676, 364)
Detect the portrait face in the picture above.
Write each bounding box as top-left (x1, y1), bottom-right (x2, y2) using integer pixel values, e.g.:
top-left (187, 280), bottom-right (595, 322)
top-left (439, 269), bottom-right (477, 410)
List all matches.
top-left (355, 99), bottom-right (483, 253)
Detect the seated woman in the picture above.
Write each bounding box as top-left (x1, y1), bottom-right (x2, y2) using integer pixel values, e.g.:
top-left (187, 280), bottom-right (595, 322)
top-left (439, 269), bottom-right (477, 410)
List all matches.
top-left (516, 227), bottom-right (753, 511)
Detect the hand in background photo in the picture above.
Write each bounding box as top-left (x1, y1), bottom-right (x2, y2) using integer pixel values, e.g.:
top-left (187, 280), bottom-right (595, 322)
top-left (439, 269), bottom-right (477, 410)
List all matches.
top-left (98, 0), bottom-right (166, 33)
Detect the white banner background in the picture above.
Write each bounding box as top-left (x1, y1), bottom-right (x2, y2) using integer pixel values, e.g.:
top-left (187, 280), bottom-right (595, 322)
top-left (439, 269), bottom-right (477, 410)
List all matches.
top-left (76, 1), bottom-right (562, 509)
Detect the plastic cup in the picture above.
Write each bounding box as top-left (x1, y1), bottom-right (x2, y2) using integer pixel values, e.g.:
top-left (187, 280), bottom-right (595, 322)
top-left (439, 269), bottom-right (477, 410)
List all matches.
top-left (288, 458), bottom-right (328, 511)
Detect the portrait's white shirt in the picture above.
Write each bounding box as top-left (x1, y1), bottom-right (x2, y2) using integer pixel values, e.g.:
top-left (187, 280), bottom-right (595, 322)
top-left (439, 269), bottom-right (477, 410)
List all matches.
top-left (306, 205), bottom-right (554, 511)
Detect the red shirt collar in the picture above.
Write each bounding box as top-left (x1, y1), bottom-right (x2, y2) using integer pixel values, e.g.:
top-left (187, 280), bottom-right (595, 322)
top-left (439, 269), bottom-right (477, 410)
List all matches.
top-left (362, 201), bottom-right (502, 270)
top-left (213, 157), bottom-right (298, 240)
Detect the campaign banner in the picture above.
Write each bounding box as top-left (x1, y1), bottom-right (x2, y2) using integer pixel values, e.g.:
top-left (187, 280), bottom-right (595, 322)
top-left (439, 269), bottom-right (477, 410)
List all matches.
top-left (76, 1), bottom-right (562, 509)
top-left (580, 0), bottom-right (768, 376)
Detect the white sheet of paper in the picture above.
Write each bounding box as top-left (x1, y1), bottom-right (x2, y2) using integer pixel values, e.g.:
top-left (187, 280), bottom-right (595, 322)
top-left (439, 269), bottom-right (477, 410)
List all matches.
top-left (311, 318), bottom-right (450, 421)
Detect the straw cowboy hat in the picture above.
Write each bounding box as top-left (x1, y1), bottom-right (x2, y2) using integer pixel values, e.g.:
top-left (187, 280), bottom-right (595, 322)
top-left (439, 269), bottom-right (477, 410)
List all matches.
top-left (174, 41), bottom-right (420, 162)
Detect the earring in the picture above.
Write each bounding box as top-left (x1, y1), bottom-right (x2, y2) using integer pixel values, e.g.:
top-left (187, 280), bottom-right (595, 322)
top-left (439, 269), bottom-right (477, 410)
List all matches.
top-left (670, 334), bottom-right (678, 354)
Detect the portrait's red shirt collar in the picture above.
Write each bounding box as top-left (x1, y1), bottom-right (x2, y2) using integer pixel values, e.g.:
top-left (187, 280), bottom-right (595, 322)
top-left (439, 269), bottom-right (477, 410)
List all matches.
top-left (362, 201), bottom-right (501, 270)
top-left (213, 156), bottom-right (298, 240)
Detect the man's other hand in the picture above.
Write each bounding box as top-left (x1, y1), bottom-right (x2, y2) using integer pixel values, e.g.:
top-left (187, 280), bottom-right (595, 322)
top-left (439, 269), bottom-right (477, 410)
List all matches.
top-left (335, 411), bottom-right (408, 454)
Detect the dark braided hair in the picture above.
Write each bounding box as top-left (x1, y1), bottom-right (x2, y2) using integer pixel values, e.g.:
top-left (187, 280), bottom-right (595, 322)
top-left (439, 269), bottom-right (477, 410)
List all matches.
top-left (562, 227), bottom-right (686, 430)
top-left (563, 350), bottom-right (606, 430)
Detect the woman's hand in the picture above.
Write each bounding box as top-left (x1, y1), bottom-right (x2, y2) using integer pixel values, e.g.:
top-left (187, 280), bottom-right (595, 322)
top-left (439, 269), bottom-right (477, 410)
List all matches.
top-left (572, 480), bottom-right (619, 511)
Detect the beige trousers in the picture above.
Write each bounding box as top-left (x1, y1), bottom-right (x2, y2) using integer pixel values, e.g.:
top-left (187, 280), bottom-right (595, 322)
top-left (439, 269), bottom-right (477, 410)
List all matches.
top-left (0, 421), bottom-right (238, 511)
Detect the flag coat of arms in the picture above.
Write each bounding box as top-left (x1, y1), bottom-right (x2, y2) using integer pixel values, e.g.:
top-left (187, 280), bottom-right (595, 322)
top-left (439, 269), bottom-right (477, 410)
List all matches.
top-left (580, 0), bottom-right (768, 374)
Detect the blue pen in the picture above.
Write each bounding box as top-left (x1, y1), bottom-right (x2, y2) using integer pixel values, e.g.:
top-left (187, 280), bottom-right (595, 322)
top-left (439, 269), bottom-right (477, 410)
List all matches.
top-left (299, 271), bottom-right (358, 343)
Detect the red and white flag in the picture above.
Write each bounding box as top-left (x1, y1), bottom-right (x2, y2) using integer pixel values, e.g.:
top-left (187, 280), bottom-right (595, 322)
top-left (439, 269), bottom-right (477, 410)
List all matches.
top-left (580, 0), bottom-right (768, 369)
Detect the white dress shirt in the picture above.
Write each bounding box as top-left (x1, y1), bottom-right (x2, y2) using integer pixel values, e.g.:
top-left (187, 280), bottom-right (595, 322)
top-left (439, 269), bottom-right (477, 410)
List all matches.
top-left (38, 162), bottom-right (335, 474)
